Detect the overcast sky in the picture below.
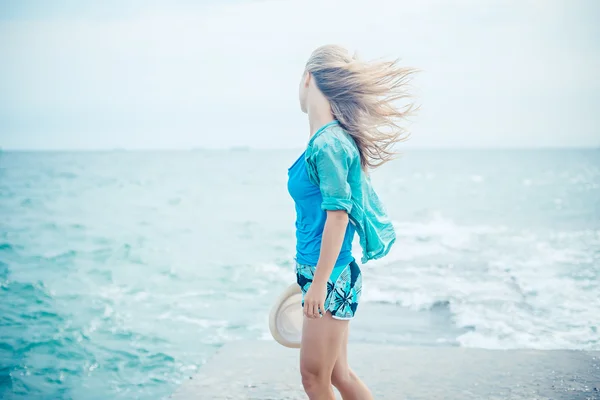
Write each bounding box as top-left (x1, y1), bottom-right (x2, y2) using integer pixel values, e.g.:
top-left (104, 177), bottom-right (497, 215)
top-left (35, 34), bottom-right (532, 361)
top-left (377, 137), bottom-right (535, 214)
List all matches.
top-left (0, 0), bottom-right (598, 150)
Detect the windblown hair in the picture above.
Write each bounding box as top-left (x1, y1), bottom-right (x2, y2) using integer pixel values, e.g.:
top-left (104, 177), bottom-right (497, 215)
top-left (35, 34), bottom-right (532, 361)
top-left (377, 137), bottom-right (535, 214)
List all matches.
top-left (305, 45), bottom-right (418, 169)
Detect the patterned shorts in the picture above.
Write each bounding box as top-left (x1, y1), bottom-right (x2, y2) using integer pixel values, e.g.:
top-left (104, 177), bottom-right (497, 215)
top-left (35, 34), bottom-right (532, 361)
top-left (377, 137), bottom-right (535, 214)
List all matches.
top-left (295, 260), bottom-right (362, 320)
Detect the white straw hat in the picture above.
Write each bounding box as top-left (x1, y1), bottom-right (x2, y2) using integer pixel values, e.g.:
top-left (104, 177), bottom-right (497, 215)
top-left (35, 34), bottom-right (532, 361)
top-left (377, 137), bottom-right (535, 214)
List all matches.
top-left (269, 283), bottom-right (303, 348)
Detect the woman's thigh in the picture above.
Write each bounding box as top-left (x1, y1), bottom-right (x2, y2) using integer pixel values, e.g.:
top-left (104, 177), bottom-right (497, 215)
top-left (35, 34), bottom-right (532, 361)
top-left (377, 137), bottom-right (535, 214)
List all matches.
top-left (331, 326), bottom-right (350, 381)
top-left (300, 312), bottom-right (349, 377)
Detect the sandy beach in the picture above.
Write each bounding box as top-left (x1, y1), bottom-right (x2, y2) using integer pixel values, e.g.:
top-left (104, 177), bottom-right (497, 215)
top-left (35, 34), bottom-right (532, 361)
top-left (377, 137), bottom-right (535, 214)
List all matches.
top-left (172, 341), bottom-right (600, 399)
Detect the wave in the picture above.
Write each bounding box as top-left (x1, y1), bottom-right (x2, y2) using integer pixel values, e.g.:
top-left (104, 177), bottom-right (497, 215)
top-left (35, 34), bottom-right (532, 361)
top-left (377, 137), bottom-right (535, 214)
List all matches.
top-left (360, 214), bottom-right (600, 350)
top-left (0, 242), bottom-right (15, 251)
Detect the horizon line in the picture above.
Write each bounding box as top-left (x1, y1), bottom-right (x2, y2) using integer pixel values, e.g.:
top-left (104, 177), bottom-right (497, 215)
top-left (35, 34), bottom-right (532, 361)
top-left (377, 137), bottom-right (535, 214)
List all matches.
top-left (1, 145), bottom-right (599, 152)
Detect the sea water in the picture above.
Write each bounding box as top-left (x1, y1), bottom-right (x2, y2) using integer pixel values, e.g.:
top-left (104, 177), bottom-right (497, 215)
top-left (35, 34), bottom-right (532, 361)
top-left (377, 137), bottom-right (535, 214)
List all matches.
top-left (1, 149), bottom-right (599, 399)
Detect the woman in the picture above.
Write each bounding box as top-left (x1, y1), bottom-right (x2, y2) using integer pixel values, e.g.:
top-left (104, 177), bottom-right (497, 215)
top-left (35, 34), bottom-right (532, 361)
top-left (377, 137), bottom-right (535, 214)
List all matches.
top-left (288, 44), bottom-right (416, 399)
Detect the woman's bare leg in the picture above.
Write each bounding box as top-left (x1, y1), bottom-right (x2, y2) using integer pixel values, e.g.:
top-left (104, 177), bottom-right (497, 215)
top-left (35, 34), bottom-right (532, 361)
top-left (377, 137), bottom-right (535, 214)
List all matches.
top-left (300, 312), bottom-right (348, 400)
top-left (331, 326), bottom-right (374, 400)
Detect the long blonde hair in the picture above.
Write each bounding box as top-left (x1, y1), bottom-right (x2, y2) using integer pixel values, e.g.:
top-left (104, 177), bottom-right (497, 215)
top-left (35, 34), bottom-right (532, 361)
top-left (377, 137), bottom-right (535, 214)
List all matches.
top-left (305, 45), bottom-right (417, 169)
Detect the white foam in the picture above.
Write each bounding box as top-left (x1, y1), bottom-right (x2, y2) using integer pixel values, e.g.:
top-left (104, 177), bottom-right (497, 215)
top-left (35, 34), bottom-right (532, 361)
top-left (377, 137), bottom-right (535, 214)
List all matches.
top-left (470, 175), bottom-right (484, 183)
top-left (361, 215), bottom-right (600, 350)
top-left (157, 313), bottom-right (229, 328)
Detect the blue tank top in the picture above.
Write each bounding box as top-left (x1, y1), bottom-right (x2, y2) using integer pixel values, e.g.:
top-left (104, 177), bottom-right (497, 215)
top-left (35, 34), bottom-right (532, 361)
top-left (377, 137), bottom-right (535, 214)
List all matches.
top-left (287, 151), bottom-right (355, 267)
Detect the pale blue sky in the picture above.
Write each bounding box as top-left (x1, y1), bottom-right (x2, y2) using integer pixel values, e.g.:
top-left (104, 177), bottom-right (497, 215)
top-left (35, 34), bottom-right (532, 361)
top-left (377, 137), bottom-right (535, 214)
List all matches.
top-left (1, 0), bottom-right (598, 150)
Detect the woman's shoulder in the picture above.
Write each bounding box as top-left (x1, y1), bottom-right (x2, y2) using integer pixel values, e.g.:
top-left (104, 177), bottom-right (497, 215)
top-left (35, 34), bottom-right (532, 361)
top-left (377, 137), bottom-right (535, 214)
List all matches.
top-left (308, 124), bottom-right (359, 159)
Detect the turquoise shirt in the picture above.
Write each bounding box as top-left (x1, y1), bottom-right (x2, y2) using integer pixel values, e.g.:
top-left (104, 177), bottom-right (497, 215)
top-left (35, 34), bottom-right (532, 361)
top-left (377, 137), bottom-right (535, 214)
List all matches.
top-left (287, 149), bottom-right (355, 267)
top-left (304, 120), bottom-right (396, 264)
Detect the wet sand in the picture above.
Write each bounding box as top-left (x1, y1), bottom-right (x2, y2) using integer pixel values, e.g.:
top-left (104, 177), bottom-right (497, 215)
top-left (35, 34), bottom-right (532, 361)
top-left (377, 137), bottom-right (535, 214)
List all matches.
top-left (172, 341), bottom-right (600, 399)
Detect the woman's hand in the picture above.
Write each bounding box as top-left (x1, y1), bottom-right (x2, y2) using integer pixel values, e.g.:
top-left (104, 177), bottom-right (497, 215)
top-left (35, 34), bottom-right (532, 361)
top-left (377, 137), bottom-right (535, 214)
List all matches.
top-left (303, 279), bottom-right (327, 319)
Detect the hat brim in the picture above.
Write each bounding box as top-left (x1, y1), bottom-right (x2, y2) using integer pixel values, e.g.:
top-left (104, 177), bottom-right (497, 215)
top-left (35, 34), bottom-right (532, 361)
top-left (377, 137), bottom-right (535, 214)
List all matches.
top-left (269, 283), bottom-right (303, 348)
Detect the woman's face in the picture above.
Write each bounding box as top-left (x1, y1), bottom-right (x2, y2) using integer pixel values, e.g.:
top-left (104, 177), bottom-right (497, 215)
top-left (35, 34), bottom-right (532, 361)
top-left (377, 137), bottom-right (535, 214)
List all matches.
top-left (298, 71), bottom-right (309, 114)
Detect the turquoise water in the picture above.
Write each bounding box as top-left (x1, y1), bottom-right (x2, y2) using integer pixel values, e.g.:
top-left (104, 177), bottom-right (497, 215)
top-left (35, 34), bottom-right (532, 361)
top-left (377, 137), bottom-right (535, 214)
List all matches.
top-left (1, 149), bottom-right (599, 399)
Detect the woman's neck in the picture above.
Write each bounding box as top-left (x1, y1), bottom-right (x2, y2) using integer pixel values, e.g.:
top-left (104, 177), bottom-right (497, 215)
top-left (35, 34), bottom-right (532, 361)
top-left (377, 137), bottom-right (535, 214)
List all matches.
top-left (307, 103), bottom-right (335, 138)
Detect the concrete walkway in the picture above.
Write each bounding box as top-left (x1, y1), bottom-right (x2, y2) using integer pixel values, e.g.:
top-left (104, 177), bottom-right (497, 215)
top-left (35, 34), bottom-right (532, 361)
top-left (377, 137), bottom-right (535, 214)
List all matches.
top-left (172, 341), bottom-right (600, 399)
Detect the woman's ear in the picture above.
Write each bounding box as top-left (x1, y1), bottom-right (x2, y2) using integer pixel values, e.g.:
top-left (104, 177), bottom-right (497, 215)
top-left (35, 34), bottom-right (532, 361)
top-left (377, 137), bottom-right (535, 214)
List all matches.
top-left (304, 71), bottom-right (311, 87)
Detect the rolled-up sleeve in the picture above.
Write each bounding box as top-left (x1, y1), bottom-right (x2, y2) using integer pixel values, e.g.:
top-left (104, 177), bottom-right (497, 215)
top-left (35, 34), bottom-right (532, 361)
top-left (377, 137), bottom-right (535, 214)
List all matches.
top-left (313, 140), bottom-right (353, 213)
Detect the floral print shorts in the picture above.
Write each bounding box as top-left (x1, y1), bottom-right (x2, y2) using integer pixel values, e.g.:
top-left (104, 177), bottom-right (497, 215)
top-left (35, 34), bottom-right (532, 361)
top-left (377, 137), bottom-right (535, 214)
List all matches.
top-left (295, 260), bottom-right (362, 320)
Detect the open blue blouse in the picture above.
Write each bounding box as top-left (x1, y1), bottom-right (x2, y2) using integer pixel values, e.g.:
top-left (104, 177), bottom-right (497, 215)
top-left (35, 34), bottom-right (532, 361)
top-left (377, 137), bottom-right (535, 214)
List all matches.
top-left (290, 120), bottom-right (396, 265)
top-left (288, 144), bottom-right (355, 267)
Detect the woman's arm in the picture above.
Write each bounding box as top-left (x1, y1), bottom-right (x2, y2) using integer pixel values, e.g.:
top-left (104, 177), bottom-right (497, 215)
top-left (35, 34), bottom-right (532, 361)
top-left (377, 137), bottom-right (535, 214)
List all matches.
top-left (303, 134), bottom-right (356, 319)
top-left (303, 210), bottom-right (348, 319)
top-left (314, 210), bottom-right (348, 282)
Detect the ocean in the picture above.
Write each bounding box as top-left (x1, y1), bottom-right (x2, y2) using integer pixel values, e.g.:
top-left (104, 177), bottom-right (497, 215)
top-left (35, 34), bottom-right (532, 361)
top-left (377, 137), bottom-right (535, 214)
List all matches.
top-left (1, 149), bottom-right (599, 399)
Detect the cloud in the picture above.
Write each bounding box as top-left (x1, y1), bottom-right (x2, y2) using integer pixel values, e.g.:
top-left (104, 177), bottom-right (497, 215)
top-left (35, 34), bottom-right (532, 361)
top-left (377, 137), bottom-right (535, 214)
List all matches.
top-left (0, 0), bottom-right (598, 149)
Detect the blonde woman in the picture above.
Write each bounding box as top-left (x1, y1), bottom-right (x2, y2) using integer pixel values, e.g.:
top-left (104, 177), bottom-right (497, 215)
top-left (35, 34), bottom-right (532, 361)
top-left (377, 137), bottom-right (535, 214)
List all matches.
top-left (288, 44), bottom-right (416, 399)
